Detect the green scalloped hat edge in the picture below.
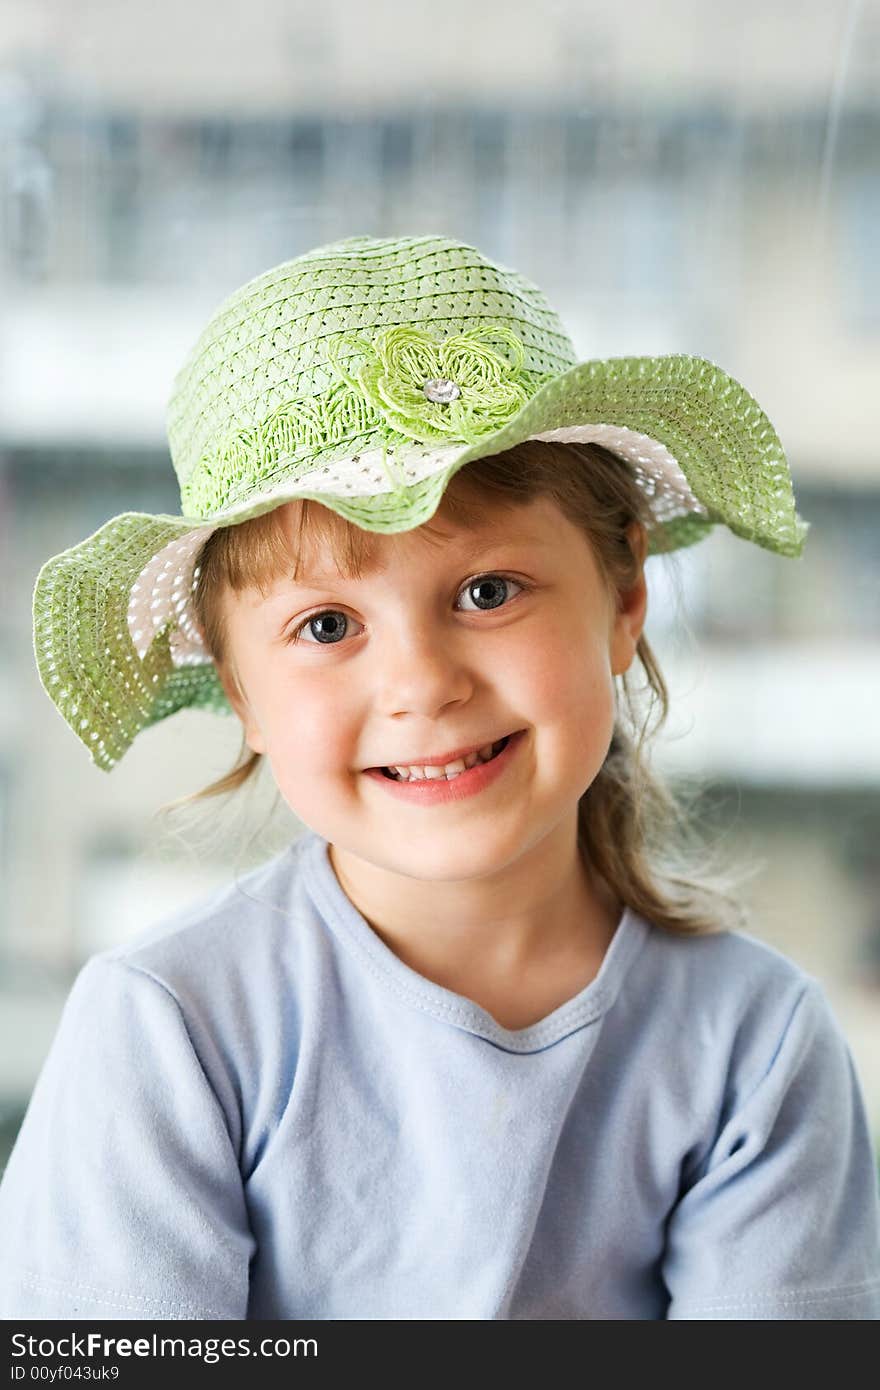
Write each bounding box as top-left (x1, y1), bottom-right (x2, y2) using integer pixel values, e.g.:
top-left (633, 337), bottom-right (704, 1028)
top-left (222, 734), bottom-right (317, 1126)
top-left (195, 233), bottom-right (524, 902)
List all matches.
top-left (31, 232), bottom-right (810, 772)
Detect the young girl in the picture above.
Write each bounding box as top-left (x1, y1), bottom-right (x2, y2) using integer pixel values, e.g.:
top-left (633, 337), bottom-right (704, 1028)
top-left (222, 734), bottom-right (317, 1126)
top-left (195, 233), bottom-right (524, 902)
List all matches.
top-left (2, 233), bottom-right (878, 1320)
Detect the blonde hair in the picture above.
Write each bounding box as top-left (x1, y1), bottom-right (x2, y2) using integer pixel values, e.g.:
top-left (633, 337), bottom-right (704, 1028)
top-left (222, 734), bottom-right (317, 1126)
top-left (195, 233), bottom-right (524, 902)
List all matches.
top-left (158, 440), bottom-right (762, 937)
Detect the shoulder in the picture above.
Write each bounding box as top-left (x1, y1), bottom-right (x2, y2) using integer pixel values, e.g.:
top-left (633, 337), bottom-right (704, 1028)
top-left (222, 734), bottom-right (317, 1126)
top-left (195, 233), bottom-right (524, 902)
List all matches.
top-left (655, 930), bottom-right (880, 1318)
top-left (626, 913), bottom-right (834, 1100)
top-left (75, 834), bottom-right (318, 1034)
top-left (632, 910), bottom-right (816, 1011)
top-left (109, 834), bottom-right (306, 954)
top-left (50, 835), bottom-right (322, 1140)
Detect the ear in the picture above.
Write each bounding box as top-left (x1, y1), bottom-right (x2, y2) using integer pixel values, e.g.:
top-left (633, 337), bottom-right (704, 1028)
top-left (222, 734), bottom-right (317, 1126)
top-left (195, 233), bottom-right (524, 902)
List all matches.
top-left (214, 660), bottom-right (266, 755)
top-left (610, 521), bottom-right (649, 677)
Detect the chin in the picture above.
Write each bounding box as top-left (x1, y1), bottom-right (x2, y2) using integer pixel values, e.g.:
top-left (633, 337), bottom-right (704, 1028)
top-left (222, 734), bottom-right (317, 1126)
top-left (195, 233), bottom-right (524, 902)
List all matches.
top-left (388, 826), bottom-right (527, 882)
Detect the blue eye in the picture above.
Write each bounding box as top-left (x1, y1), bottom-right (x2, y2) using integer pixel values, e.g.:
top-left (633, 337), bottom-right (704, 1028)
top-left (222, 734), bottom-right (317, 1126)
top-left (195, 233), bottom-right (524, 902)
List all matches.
top-left (286, 573), bottom-right (526, 647)
top-left (457, 574), bottom-right (524, 612)
top-left (291, 611), bottom-right (355, 646)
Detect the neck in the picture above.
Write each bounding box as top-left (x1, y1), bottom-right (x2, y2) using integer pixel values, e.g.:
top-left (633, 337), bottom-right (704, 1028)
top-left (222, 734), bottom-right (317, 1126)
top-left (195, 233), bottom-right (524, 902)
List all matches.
top-left (327, 818), bottom-right (621, 1000)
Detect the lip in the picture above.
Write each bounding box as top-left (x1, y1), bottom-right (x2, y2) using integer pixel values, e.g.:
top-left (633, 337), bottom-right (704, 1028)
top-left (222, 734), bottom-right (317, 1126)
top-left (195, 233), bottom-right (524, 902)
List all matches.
top-left (362, 729), bottom-right (526, 804)
top-left (365, 733), bottom-right (518, 771)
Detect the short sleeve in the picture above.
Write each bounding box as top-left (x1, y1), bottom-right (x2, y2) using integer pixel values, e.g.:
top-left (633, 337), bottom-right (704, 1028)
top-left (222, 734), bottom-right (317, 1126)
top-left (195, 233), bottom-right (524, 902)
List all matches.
top-left (663, 979), bottom-right (880, 1319)
top-left (0, 955), bottom-right (255, 1320)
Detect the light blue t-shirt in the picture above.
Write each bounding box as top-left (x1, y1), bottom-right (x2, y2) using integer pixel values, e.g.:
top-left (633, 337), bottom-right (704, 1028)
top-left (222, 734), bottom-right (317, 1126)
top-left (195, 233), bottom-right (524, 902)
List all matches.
top-left (2, 827), bottom-right (879, 1320)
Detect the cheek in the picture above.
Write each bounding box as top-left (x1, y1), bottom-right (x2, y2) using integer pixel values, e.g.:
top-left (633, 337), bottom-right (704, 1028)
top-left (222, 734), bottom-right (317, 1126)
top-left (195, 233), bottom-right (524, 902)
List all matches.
top-left (508, 626), bottom-right (617, 797)
top-left (260, 680), bottom-right (355, 777)
top-left (508, 622), bottom-right (614, 725)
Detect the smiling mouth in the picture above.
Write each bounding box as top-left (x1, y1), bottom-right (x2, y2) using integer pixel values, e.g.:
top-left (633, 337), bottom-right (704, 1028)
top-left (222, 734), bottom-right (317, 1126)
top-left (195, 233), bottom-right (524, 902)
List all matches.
top-left (378, 734), bottom-right (512, 780)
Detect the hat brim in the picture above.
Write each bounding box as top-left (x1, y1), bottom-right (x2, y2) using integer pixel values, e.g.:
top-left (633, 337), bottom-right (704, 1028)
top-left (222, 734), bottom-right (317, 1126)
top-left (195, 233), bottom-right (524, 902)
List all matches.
top-left (32, 353), bottom-right (809, 771)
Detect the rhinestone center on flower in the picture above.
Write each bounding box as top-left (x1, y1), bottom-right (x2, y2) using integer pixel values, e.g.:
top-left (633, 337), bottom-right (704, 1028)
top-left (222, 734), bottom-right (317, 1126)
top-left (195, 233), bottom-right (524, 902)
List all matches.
top-left (422, 377), bottom-right (461, 404)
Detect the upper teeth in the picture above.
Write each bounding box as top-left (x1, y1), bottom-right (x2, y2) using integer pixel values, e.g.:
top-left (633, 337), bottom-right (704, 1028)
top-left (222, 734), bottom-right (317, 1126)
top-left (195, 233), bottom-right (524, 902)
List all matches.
top-left (389, 740), bottom-right (501, 781)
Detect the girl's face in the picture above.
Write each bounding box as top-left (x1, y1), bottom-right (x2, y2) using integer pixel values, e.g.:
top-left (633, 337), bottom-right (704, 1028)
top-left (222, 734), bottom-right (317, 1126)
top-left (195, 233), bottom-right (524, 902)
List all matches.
top-left (216, 494), bottom-right (647, 885)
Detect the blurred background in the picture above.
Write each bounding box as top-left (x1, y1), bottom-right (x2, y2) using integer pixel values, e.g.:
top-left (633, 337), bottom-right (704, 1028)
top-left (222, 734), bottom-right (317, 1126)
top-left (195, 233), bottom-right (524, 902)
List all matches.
top-left (0, 0), bottom-right (878, 1174)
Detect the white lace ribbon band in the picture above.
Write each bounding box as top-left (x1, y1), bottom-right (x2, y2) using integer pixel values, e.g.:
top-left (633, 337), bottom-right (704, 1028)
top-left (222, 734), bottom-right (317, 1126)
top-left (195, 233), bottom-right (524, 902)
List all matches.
top-left (127, 524), bottom-right (217, 666)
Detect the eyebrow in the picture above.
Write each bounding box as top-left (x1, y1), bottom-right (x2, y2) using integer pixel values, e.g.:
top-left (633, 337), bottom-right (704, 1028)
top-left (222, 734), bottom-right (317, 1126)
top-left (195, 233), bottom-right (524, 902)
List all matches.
top-left (271, 533), bottom-right (552, 595)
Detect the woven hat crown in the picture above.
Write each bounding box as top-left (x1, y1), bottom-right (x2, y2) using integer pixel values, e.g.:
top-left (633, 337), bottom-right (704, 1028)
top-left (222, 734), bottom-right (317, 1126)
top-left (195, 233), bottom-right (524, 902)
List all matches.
top-left (167, 233), bottom-right (578, 520)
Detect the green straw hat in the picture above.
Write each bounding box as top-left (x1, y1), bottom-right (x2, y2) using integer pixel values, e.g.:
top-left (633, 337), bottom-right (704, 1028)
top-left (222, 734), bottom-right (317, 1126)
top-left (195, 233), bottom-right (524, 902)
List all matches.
top-left (32, 231), bottom-right (810, 772)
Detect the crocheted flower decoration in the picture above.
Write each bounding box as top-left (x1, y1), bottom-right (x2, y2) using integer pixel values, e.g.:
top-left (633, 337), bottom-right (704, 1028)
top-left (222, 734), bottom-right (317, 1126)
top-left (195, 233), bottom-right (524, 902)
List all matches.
top-left (326, 323), bottom-right (533, 446)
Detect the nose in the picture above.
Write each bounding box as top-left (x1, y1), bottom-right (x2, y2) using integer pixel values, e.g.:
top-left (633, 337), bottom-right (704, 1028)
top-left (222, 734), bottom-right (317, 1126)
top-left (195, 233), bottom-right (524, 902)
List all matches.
top-left (376, 620), bottom-right (475, 718)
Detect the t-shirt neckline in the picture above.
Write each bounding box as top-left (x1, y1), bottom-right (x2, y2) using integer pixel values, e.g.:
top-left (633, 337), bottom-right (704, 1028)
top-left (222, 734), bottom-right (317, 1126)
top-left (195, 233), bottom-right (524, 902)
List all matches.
top-left (296, 829), bottom-right (650, 1053)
